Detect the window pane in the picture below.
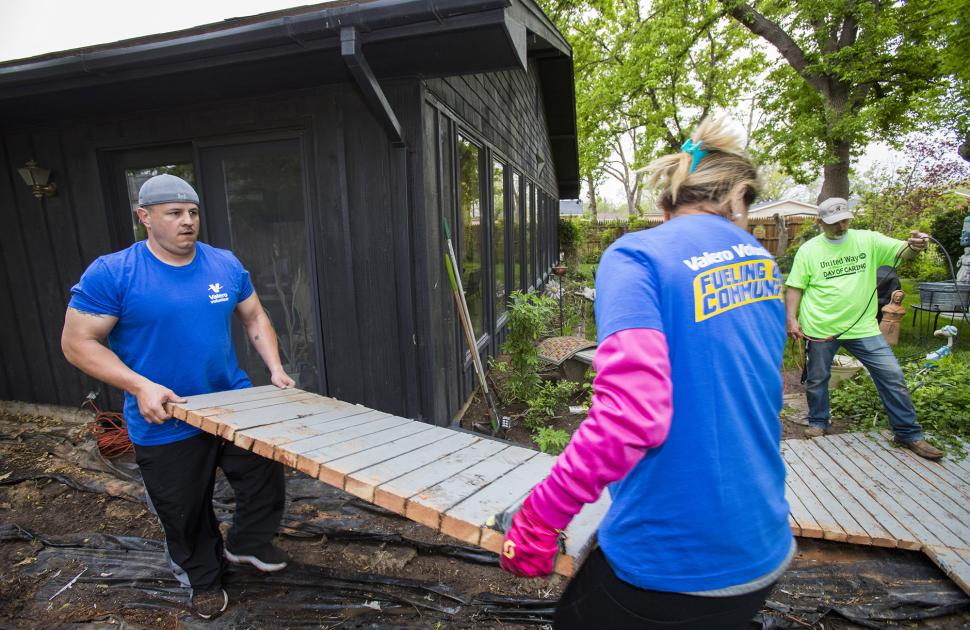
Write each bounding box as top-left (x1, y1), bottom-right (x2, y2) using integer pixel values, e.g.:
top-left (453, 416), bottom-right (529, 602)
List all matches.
top-left (458, 136), bottom-right (484, 338)
top-left (511, 172), bottom-right (522, 291)
top-left (525, 182), bottom-right (533, 287)
top-left (219, 145), bottom-right (319, 391)
top-left (124, 163), bottom-right (195, 241)
top-left (492, 161), bottom-right (506, 320)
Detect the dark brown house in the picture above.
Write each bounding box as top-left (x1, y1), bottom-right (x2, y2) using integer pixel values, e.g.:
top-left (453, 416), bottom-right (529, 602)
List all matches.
top-left (0, 0), bottom-right (578, 425)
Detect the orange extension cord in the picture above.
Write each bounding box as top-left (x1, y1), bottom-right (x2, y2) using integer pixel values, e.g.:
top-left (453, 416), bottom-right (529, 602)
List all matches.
top-left (82, 398), bottom-right (132, 457)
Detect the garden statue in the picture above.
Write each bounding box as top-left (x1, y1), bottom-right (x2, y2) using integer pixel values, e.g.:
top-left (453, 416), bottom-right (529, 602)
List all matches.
top-left (879, 289), bottom-right (906, 346)
top-left (958, 214), bottom-right (970, 283)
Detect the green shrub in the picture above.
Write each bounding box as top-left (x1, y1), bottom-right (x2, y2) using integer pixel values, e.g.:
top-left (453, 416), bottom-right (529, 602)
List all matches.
top-left (831, 356), bottom-right (970, 457)
top-left (500, 291), bottom-right (556, 401)
top-left (534, 426), bottom-right (571, 455)
top-left (523, 380), bottom-right (578, 431)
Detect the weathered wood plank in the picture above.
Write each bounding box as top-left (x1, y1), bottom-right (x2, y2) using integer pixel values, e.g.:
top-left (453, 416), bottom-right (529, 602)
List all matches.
top-left (924, 545), bottom-right (970, 597)
top-left (809, 437), bottom-right (922, 549)
top-left (194, 390), bottom-right (321, 418)
top-left (784, 480), bottom-right (820, 539)
top-left (238, 406), bottom-right (370, 455)
top-left (789, 440), bottom-right (897, 547)
top-left (872, 432), bottom-right (970, 505)
top-left (781, 443), bottom-right (851, 542)
top-left (374, 440), bottom-right (507, 514)
top-left (406, 446), bottom-right (538, 530)
top-left (824, 434), bottom-right (964, 549)
top-left (270, 410), bottom-right (395, 469)
top-left (288, 415), bottom-right (418, 477)
top-left (173, 385), bottom-right (282, 414)
top-left (319, 426), bottom-right (455, 488)
top-left (847, 434), bottom-right (970, 548)
top-left (208, 397), bottom-right (352, 440)
top-left (442, 453), bottom-right (556, 545)
top-left (344, 432), bottom-right (480, 502)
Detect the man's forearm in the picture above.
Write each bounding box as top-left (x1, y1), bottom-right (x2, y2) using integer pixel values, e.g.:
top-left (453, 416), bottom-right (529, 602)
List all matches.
top-left (63, 339), bottom-right (151, 395)
top-left (245, 312), bottom-right (285, 373)
top-left (785, 286), bottom-right (803, 321)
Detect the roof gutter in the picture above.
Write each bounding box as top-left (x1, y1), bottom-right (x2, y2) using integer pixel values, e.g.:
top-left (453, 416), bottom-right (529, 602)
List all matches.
top-left (0, 0), bottom-right (509, 95)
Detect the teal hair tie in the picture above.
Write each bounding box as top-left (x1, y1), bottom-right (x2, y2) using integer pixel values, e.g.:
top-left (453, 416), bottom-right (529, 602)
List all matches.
top-left (681, 139), bottom-right (708, 173)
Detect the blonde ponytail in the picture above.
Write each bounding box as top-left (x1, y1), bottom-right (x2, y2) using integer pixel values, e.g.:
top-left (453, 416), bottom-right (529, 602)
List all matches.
top-left (642, 116), bottom-right (760, 215)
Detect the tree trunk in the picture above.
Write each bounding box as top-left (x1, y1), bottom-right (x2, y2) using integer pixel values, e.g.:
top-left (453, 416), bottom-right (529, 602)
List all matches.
top-left (817, 139), bottom-right (852, 202)
top-left (585, 173), bottom-right (598, 221)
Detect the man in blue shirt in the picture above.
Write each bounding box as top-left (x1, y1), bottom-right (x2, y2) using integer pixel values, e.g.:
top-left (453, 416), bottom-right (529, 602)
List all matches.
top-left (62, 174), bottom-right (295, 619)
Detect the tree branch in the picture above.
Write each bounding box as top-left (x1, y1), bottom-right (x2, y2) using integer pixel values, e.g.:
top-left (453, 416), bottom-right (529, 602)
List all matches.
top-left (725, 1), bottom-right (828, 95)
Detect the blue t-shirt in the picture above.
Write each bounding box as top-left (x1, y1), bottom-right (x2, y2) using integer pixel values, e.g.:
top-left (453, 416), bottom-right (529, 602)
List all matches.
top-left (595, 214), bottom-right (792, 592)
top-left (69, 241), bottom-right (254, 446)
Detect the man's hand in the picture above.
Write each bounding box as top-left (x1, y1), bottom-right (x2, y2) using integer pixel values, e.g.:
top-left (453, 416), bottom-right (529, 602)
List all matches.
top-left (907, 230), bottom-right (929, 253)
top-left (270, 369), bottom-right (296, 389)
top-left (134, 381), bottom-right (186, 424)
top-left (787, 317), bottom-right (805, 339)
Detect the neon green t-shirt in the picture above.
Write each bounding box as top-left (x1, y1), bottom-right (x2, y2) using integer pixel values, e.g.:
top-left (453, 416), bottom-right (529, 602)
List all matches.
top-left (785, 229), bottom-right (904, 339)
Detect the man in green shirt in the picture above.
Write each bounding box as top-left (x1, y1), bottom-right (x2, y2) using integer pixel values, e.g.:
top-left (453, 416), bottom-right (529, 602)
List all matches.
top-left (785, 198), bottom-right (943, 460)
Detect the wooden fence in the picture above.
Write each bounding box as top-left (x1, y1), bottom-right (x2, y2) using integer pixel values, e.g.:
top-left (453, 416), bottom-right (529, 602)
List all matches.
top-left (569, 215), bottom-right (811, 262)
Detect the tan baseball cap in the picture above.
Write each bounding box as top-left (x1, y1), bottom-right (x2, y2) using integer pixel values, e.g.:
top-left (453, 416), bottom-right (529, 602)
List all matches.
top-left (817, 197), bottom-right (853, 224)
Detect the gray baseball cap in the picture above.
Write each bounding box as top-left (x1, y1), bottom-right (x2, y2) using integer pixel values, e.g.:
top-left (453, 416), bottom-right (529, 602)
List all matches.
top-left (817, 197), bottom-right (853, 224)
top-left (138, 174), bottom-right (199, 206)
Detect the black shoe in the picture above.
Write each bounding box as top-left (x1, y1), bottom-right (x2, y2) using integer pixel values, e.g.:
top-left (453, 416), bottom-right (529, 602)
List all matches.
top-left (191, 588), bottom-right (228, 619)
top-left (224, 544), bottom-right (289, 572)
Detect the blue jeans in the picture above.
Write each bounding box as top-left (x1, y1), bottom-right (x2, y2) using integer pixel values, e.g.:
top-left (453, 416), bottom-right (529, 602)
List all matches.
top-left (805, 334), bottom-right (923, 443)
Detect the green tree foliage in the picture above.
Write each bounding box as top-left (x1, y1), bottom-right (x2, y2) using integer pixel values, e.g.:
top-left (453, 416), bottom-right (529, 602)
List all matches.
top-left (725, 0), bottom-right (958, 201)
top-left (540, 0), bottom-right (766, 207)
top-left (851, 133), bottom-right (970, 279)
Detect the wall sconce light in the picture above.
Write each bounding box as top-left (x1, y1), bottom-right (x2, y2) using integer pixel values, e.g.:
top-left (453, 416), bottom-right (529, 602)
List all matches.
top-left (18, 160), bottom-right (57, 198)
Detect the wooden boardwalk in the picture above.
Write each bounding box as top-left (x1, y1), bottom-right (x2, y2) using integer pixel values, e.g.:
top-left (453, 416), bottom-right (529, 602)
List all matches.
top-left (169, 385), bottom-right (609, 576)
top-left (782, 433), bottom-right (970, 595)
top-left (169, 386), bottom-right (970, 592)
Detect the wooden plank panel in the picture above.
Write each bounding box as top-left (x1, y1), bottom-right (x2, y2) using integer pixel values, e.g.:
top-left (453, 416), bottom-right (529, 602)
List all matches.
top-left (318, 426), bottom-right (455, 488)
top-left (406, 446), bottom-right (538, 529)
top-left (207, 397), bottom-right (352, 439)
top-left (871, 432), bottom-right (970, 505)
top-left (848, 435), bottom-right (970, 548)
top-left (824, 435), bottom-right (963, 549)
top-left (373, 439), bottom-right (507, 514)
top-left (344, 432), bottom-right (480, 502)
top-left (781, 443), bottom-right (852, 542)
top-left (789, 440), bottom-right (897, 547)
top-left (238, 406), bottom-right (372, 455)
top-left (441, 453), bottom-right (556, 545)
top-left (808, 437), bottom-right (922, 549)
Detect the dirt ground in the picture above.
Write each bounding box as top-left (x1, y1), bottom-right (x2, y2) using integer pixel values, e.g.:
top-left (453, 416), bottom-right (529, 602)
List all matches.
top-left (2, 406), bottom-right (969, 629)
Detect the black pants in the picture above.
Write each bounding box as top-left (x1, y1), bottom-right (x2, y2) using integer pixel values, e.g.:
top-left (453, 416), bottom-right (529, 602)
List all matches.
top-left (134, 432), bottom-right (286, 592)
top-left (554, 548), bottom-right (773, 630)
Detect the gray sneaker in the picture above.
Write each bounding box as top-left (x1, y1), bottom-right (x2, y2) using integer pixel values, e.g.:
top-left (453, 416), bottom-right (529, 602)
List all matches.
top-left (803, 426), bottom-right (826, 439)
top-left (191, 588), bottom-right (228, 619)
